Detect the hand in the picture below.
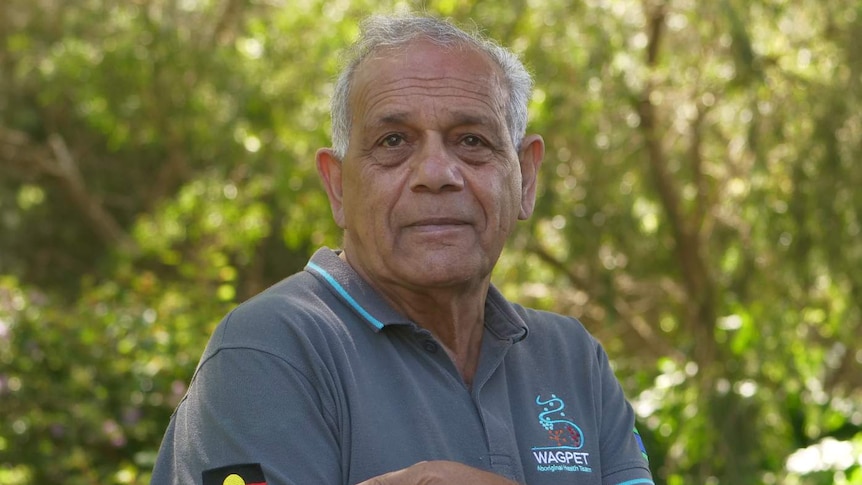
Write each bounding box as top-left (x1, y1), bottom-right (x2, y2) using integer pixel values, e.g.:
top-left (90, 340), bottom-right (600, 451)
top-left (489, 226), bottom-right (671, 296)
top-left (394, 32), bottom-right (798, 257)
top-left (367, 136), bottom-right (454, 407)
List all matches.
top-left (356, 460), bottom-right (520, 485)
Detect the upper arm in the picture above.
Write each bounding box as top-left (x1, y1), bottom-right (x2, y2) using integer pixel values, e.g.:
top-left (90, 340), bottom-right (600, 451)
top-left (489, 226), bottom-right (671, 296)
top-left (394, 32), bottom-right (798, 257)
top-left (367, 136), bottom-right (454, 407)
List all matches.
top-left (595, 346), bottom-right (654, 485)
top-left (152, 347), bottom-right (343, 485)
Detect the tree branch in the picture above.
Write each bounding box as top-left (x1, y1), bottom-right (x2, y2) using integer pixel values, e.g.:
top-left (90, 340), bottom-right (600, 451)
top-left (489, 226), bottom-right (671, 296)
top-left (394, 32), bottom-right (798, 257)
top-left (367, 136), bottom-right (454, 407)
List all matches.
top-left (0, 126), bottom-right (62, 177)
top-left (211, 0), bottom-right (245, 45)
top-left (0, 127), bottom-right (136, 254)
top-left (45, 134), bottom-right (137, 253)
top-left (637, 0), bottom-right (717, 365)
top-left (527, 242), bottom-right (684, 362)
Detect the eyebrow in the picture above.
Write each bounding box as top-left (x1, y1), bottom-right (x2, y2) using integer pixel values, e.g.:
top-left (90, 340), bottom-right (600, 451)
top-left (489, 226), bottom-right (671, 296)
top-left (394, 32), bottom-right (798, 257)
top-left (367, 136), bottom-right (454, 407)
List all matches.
top-left (376, 113), bottom-right (409, 126)
top-left (451, 113), bottom-right (497, 128)
top-left (372, 111), bottom-right (500, 130)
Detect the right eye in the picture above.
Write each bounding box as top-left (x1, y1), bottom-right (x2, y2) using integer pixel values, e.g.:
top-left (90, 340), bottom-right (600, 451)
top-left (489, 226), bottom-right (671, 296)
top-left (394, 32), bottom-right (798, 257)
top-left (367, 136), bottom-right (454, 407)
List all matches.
top-left (380, 133), bottom-right (406, 147)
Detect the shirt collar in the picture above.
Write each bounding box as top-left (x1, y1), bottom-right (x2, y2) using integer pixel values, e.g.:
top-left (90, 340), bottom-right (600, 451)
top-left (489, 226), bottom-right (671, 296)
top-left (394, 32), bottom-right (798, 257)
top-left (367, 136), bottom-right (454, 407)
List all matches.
top-left (304, 247), bottom-right (528, 342)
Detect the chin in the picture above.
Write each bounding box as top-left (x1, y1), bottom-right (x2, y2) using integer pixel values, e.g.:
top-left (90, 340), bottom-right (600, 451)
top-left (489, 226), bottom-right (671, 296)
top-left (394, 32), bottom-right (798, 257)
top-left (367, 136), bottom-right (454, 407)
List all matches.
top-left (400, 256), bottom-right (489, 287)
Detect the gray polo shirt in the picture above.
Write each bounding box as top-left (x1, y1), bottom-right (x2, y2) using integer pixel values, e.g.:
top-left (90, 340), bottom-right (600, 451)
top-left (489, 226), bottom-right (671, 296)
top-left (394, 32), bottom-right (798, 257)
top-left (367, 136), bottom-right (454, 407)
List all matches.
top-left (152, 248), bottom-right (653, 485)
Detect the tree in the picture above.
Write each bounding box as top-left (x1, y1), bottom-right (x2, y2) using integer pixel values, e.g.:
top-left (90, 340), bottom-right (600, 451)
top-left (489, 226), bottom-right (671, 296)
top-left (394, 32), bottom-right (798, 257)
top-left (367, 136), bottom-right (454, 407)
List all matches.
top-left (1, 0), bottom-right (859, 484)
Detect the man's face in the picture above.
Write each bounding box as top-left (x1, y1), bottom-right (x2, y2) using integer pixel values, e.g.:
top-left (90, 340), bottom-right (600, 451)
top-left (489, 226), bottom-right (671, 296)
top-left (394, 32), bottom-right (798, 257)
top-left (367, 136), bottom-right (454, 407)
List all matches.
top-left (318, 39), bottom-right (542, 292)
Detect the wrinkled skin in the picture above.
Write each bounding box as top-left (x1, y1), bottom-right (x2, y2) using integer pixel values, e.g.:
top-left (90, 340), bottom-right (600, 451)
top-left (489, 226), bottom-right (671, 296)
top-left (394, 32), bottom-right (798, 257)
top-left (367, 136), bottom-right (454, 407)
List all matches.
top-left (356, 460), bottom-right (521, 485)
top-left (316, 39), bottom-right (544, 484)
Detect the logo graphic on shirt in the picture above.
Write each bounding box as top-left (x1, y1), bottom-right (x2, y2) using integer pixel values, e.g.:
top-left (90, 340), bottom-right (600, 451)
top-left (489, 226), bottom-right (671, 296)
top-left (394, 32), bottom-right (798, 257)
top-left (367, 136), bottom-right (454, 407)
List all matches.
top-left (531, 394), bottom-right (593, 474)
top-left (202, 463), bottom-right (267, 485)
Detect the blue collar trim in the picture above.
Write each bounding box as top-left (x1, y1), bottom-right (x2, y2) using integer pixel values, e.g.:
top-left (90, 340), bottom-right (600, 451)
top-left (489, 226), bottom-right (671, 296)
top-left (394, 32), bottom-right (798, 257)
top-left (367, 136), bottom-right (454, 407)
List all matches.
top-left (305, 261), bottom-right (385, 330)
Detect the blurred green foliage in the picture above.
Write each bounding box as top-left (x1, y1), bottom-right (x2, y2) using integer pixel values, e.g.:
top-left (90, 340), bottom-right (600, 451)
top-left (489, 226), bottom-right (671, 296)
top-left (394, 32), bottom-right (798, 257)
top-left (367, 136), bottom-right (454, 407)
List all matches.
top-left (1, 0), bottom-right (860, 484)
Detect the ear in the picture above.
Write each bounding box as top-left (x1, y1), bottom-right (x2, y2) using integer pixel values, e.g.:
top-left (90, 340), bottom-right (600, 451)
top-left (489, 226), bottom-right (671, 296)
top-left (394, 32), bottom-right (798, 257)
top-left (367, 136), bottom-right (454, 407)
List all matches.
top-left (316, 148), bottom-right (346, 228)
top-left (517, 134), bottom-right (545, 220)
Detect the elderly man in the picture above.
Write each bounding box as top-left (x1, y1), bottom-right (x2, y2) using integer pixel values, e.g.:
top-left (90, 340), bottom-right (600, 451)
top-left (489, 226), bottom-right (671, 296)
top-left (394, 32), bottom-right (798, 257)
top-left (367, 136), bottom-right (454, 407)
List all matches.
top-left (152, 14), bottom-right (654, 485)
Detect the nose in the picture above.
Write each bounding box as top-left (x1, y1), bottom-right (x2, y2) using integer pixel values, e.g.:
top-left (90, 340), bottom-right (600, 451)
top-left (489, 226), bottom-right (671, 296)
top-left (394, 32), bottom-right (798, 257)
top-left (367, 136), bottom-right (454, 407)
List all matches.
top-left (409, 134), bottom-right (464, 193)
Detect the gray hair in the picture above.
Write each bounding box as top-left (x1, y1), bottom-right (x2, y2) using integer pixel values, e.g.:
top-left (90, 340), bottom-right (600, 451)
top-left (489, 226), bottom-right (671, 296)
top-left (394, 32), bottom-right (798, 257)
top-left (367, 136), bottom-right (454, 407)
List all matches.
top-left (329, 14), bottom-right (534, 159)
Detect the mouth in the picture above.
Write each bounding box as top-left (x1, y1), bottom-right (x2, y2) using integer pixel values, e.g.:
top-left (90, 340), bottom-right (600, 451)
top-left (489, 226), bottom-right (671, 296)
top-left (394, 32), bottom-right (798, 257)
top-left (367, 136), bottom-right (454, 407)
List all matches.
top-left (405, 218), bottom-right (472, 234)
top-left (409, 218), bottom-right (469, 228)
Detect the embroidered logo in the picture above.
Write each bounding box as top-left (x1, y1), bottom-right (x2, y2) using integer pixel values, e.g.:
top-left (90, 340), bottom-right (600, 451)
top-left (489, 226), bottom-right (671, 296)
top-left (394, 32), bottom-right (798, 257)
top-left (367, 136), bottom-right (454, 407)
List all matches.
top-left (531, 394), bottom-right (593, 474)
top-left (202, 463), bottom-right (267, 485)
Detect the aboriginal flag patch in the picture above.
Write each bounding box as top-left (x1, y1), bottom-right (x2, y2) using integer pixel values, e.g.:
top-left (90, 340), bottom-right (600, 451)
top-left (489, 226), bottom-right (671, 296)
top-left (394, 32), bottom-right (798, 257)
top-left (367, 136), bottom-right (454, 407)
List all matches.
top-left (202, 463), bottom-right (267, 485)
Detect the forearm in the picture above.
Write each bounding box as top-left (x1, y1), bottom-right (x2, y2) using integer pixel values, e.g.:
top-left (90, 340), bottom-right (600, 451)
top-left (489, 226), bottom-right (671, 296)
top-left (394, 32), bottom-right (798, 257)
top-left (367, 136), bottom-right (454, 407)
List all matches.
top-left (357, 461), bottom-right (521, 485)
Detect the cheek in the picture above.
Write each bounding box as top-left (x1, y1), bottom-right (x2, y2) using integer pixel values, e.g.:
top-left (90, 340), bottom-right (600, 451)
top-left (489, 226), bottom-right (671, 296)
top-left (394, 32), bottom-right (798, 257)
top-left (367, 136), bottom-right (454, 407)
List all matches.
top-left (492, 169), bottom-right (523, 214)
top-left (475, 183), bottom-right (517, 230)
top-left (506, 169), bottom-right (525, 215)
top-left (341, 169), bottom-right (373, 227)
top-left (345, 169), bottom-right (401, 227)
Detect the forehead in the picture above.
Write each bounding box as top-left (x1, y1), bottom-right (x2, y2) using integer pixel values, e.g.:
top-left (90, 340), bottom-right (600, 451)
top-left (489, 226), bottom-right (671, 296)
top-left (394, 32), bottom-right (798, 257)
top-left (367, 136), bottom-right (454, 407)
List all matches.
top-left (349, 40), bottom-right (508, 127)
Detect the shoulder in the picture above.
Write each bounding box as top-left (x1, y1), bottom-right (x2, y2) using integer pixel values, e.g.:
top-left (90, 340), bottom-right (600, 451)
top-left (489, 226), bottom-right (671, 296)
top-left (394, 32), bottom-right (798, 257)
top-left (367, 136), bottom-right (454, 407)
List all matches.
top-left (508, 304), bottom-right (614, 370)
top-left (516, 305), bottom-right (598, 346)
top-left (204, 270), bottom-right (355, 360)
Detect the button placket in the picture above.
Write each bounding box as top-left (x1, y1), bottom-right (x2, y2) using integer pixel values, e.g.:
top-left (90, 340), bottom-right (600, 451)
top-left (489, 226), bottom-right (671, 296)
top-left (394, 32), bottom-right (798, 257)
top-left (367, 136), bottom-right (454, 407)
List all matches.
top-left (421, 339), bottom-right (439, 353)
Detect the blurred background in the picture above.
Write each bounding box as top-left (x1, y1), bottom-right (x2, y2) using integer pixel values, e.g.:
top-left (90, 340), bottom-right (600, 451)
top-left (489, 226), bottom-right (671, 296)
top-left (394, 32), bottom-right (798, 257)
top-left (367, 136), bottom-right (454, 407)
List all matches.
top-left (1, 0), bottom-right (860, 484)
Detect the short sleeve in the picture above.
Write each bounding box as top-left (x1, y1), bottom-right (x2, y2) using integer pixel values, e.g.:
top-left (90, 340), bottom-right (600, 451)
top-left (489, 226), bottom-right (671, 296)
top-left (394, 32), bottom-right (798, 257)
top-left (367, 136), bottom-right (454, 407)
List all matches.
top-left (595, 345), bottom-right (654, 485)
top-left (151, 346), bottom-right (342, 485)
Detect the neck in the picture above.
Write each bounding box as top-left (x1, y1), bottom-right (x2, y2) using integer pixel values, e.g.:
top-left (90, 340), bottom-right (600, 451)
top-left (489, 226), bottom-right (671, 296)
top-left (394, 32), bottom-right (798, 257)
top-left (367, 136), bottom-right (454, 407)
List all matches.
top-left (395, 286), bottom-right (488, 387)
top-left (341, 252), bottom-right (488, 386)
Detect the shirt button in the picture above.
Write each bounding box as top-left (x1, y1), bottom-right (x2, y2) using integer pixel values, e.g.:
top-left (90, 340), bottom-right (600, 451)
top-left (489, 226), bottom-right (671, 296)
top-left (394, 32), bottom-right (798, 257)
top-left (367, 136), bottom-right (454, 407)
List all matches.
top-left (422, 340), bottom-right (439, 353)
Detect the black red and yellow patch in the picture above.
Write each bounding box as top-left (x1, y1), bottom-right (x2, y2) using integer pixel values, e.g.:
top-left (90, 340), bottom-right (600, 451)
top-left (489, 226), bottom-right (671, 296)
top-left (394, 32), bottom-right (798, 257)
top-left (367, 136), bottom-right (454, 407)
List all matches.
top-left (202, 463), bottom-right (267, 485)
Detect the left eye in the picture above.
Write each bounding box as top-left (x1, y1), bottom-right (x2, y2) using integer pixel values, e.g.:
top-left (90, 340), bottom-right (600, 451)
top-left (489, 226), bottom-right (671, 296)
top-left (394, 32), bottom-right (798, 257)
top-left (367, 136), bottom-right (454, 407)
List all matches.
top-left (461, 135), bottom-right (485, 147)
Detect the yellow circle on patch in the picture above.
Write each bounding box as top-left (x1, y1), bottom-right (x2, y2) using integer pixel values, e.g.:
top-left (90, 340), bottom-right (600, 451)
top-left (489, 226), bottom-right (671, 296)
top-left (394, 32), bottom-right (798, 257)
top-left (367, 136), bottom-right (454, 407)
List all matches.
top-left (223, 474), bottom-right (246, 485)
